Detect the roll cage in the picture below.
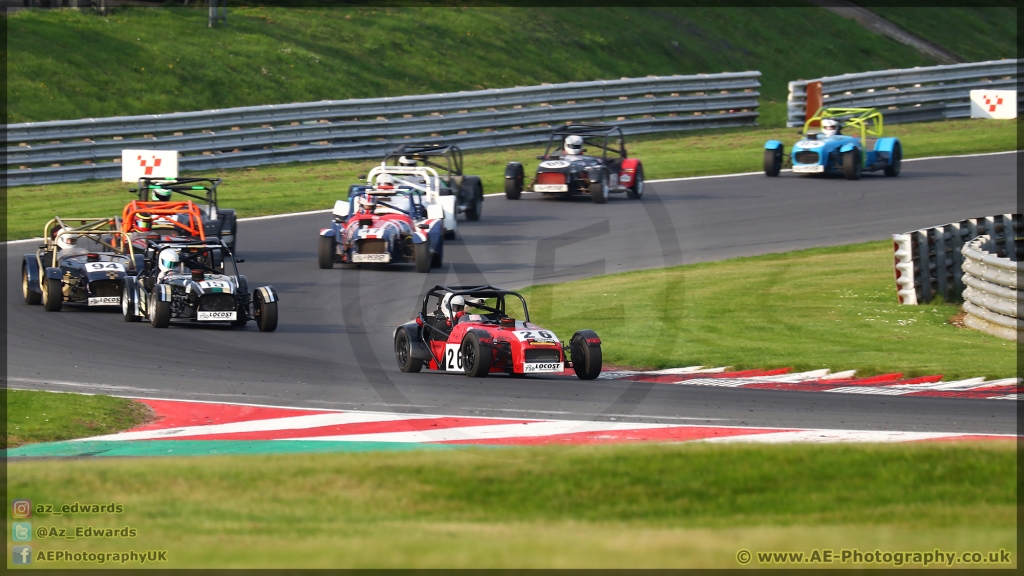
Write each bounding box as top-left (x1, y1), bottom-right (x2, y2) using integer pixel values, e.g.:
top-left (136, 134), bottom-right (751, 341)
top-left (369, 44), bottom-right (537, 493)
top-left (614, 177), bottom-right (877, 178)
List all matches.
top-left (145, 240), bottom-right (240, 278)
top-left (121, 200), bottom-right (207, 239)
top-left (421, 285), bottom-right (531, 329)
top-left (385, 143), bottom-right (465, 180)
top-left (345, 184), bottom-right (429, 220)
top-left (540, 124), bottom-right (628, 162)
top-left (41, 216), bottom-right (137, 269)
top-left (803, 107), bottom-right (885, 150)
top-left (131, 177), bottom-right (222, 208)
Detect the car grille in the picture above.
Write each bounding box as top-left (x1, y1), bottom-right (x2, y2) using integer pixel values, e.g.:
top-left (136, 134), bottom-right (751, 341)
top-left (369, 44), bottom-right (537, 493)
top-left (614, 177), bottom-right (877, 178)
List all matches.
top-left (525, 349), bottom-right (561, 363)
top-left (199, 293), bottom-right (236, 312)
top-left (358, 239), bottom-right (387, 254)
top-left (794, 151), bottom-right (820, 164)
top-left (90, 280), bottom-right (121, 298)
top-left (536, 172), bottom-right (566, 184)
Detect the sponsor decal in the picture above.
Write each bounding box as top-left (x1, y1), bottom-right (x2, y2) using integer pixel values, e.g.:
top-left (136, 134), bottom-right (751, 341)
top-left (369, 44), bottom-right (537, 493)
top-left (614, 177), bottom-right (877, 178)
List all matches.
top-left (793, 165), bottom-right (825, 173)
top-left (539, 160), bottom-right (570, 169)
top-left (352, 253), bottom-right (390, 263)
top-left (87, 296), bottom-right (120, 306)
top-left (796, 140), bottom-right (825, 148)
top-left (443, 343), bottom-right (463, 371)
top-left (512, 330), bottom-right (560, 343)
top-left (523, 362), bottom-right (563, 373)
top-left (85, 262), bottom-right (126, 273)
top-left (534, 184), bottom-right (568, 192)
top-left (197, 311), bottom-right (237, 321)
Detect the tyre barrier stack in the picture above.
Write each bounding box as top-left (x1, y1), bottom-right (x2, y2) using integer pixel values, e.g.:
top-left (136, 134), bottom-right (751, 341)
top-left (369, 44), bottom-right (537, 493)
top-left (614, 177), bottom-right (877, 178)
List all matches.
top-left (960, 235), bottom-right (1021, 341)
top-left (892, 213), bottom-right (1021, 306)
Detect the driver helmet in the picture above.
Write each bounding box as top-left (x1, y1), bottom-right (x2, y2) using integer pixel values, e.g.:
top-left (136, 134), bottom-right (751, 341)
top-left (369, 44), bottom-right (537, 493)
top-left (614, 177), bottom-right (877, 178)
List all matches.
top-left (55, 230), bottom-right (78, 250)
top-left (450, 295), bottom-right (466, 316)
top-left (136, 213), bottom-right (153, 232)
top-left (158, 248), bottom-right (180, 273)
top-left (821, 118), bottom-right (840, 137)
top-left (151, 188), bottom-right (172, 202)
top-left (359, 194), bottom-right (378, 214)
top-left (398, 156), bottom-right (417, 168)
top-left (564, 134), bottom-right (584, 155)
top-left (375, 173), bottom-right (395, 189)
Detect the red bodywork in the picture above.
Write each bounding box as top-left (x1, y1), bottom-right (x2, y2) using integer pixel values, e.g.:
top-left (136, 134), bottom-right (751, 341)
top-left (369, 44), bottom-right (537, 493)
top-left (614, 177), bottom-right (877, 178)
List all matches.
top-left (619, 158), bottom-right (641, 186)
top-left (426, 319), bottom-right (568, 375)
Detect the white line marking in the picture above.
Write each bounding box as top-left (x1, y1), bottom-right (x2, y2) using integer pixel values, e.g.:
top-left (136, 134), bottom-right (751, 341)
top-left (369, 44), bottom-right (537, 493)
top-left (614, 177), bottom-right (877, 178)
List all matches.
top-left (300, 420), bottom-right (678, 443)
top-left (701, 429), bottom-right (994, 443)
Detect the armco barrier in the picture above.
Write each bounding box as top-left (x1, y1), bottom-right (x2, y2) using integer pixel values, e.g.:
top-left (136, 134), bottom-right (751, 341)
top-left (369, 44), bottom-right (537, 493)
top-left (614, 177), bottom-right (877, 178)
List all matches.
top-left (892, 213), bottom-right (1021, 306)
top-left (787, 59), bottom-right (1022, 127)
top-left (960, 235), bottom-right (1021, 341)
top-left (5, 72), bottom-right (761, 186)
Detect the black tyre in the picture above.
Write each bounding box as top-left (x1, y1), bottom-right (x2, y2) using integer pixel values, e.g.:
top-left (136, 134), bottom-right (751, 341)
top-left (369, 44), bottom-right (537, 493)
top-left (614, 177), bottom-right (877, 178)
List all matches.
top-left (626, 165), bottom-right (645, 199)
top-left (570, 330), bottom-right (602, 380)
top-left (42, 277), bottom-right (62, 312)
top-left (764, 148), bottom-right (782, 177)
top-left (414, 241), bottom-right (431, 273)
top-left (255, 293), bottom-right (278, 332)
top-left (461, 331), bottom-right (491, 378)
top-left (150, 295), bottom-right (171, 328)
top-left (884, 142), bottom-right (902, 177)
top-left (843, 148), bottom-right (862, 180)
top-left (431, 236), bottom-right (444, 269)
top-left (122, 282), bottom-right (139, 322)
top-left (22, 266), bottom-right (41, 305)
top-left (395, 329), bottom-right (423, 373)
top-left (318, 235), bottom-right (335, 269)
top-left (589, 173), bottom-right (609, 204)
top-left (444, 229), bottom-right (456, 241)
top-left (504, 164), bottom-right (523, 199)
top-left (466, 182), bottom-right (483, 221)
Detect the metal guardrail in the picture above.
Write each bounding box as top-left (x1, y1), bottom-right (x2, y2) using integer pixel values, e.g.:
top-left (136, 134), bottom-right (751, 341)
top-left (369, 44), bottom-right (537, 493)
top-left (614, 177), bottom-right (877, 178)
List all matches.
top-left (960, 235), bottom-right (1021, 342)
top-left (5, 72), bottom-right (761, 186)
top-left (892, 213), bottom-right (1021, 306)
top-left (787, 59), bottom-right (1022, 127)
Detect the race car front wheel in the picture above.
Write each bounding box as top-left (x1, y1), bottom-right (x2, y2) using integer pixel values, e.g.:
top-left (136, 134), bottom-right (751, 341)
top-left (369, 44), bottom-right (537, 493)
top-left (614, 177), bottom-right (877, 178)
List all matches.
top-left (150, 295), bottom-right (171, 328)
top-left (462, 331), bottom-right (491, 378)
top-left (42, 277), bottom-right (62, 312)
top-left (627, 166), bottom-right (645, 200)
top-left (884, 142), bottom-right (902, 177)
top-left (318, 235), bottom-right (335, 269)
top-left (466, 181), bottom-right (483, 221)
top-left (589, 174), bottom-right (609, 204)
top-left (414, 241), bottom-right (431, 273)
top-left (570, 330), bottom-right (602, 380)
top-left (22, 267), bottom-right (41, 305)
top-left (843, 149), bottom-right (862, 180)
top-left (764, 148), bottom-right (782, 177)
top-left (395, 329), bottom-right (423, 373)
top-left (255, 290), bottom-right (279, 332)
top-left (122, 283), bottom-right (139, 322)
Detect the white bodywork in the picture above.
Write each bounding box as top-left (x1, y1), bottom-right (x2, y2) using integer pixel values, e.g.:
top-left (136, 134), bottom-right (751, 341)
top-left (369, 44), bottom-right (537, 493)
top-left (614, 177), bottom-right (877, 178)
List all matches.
top-left (364, 165), bottom-right (456, 235)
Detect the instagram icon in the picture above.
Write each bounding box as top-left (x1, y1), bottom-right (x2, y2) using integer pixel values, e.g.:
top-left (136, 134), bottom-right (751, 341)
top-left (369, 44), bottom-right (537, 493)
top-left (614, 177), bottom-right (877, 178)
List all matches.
top-left (12, 499), bottom-right (31, 518)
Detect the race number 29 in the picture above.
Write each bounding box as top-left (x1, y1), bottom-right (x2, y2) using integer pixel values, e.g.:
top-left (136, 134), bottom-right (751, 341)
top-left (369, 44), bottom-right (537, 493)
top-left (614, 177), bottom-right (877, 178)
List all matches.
top-left (443, 344), bottom-right (463, 371)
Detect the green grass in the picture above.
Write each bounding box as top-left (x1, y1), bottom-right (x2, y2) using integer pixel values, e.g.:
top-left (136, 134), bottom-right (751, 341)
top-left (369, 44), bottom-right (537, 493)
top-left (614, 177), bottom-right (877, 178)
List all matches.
top-left (5, 5), bottom-right (945, 124)
top-left (3, 389), bottom-right (152, 449)
top-left (6, 116), bottom-right (1017, 240)
top-left (521, 240), bottom-right (1016, 379)
top-left (6, 442), bottom-right (1015, 568)
top-left (865, 6), bottom-right (1017, 63)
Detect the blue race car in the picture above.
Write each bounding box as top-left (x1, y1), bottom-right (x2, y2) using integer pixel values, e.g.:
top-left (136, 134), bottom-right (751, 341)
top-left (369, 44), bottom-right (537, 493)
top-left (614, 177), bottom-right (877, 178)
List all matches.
top-left (763, 108), bottom-right (902, 180)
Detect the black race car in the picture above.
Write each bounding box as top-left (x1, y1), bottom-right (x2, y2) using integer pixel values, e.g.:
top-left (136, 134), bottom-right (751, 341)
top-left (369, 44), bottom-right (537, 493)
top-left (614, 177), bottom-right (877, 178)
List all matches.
top-left (127, 177), bottom-right (238, 251)
top-left (504, 124), bottom-right (645, 204)
top-left (23, 217), bottom-right (144, 312)
top-left (122, 240), bottom-right (278, 331)
top-left (383, 143), bottom-right (483, 232)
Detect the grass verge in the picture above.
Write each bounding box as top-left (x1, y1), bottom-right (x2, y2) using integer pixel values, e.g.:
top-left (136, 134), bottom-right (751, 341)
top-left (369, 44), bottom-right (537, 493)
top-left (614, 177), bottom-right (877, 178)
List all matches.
top-left (6, 117), bottom-right (1017, 240)
top-left (521, 240), bottom-right (1016, 379)
top-left (6, 442), bottom-right (1015, 568)
top-left (3, 389), bottom-right (151, 449)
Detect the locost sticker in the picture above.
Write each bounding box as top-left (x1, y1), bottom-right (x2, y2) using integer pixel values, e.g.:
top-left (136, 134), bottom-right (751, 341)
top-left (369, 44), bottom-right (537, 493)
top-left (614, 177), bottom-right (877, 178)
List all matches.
top-left (534, 184), bottom-right (568, 192)
top-left (87, 296), bottom-right (120, 306)
top-left (197, 311), bottom-right (237, 321)
top-left (352, 253), bottom-right (390, 263)
top-left (523, 362), bottom-right (563, 373)
top-left (793, 164), bottom-right (824, 173)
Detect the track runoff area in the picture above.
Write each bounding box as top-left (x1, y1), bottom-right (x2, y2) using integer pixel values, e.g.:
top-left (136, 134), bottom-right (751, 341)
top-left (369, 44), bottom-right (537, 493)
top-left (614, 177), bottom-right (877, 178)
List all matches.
top-left (6, 151), bottom-right (1019, 455)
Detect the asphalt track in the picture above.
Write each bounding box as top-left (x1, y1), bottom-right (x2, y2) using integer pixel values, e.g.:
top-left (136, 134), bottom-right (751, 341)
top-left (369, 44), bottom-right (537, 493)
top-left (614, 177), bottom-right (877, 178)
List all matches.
top-left (6, 153), bottom-right (1018, 435)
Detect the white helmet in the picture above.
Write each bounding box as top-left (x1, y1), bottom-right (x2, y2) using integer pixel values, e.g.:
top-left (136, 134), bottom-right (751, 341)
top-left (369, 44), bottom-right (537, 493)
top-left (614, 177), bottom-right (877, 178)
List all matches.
top-left (441, 293), bottom-right (466, 319)
top-left (55, 230), bottom-right (78, 250)
top-left (564, 134), bottom-right (584, 155)
top-left (398, 156), bottom-right (417, 167)
top-left (158, 248), bottom-right (180, 273)
top-left (821, 118), bottom-right (840, 137)
top-left (450, 295), bottom-right (465, 315)
top-left (375, 173), bottom-right (395, 188)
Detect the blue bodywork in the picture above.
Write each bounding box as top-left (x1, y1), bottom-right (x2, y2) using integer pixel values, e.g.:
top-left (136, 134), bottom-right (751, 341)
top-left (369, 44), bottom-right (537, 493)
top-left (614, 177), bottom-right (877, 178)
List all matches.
top-left (771, 133), bottom-right (901, 177)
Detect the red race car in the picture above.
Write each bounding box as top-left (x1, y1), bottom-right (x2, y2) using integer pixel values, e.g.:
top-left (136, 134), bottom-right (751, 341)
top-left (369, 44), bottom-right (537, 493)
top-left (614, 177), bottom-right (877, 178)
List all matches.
top-left (394, 285), bottom-right (603, 380)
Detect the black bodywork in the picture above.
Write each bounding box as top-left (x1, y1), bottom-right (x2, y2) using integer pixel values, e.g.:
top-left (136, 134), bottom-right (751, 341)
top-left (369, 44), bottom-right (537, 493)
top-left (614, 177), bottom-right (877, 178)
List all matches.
top-left (129, 177), bottom-right (238, 251)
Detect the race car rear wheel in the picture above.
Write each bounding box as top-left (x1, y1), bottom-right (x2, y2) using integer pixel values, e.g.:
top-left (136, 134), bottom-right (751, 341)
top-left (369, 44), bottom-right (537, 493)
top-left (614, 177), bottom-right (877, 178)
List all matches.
top-left (42, 277), bottom-right (62, 312)
top-left (318, 235), bottom-right (335, 269)
top-left (414, 241), bottom-right (431, 273)
top-left (466, 181), bottom-right (483, 221)
top-left (461, 331), bottom-right (491, 378)
top-left (626, 166), bottom-right (645, 199)
top-left (589, 173), bottom-right (609, 204)
top-left (150, 294), bottom-right (171, 328)
top-left (255, 291), bottom-right (279, 332)
top-left (22, 266), bottom-right (41, 305)
top-left (570, 330), bottom-right (602, 380)
top-left (395, 329), bottom-right (423, 373)
top-left (504, 163), bottom-right (524, 199)
top-left (764, 148), bottom-right (782, 177)
top-left (884, 142), bottom-right (902, 177)
top-left (122, 283), bottom-right (139, 322)
top-left (431, 236), bottom-right (444, 269)
top-left (843, 149), bottom-right (862, 180)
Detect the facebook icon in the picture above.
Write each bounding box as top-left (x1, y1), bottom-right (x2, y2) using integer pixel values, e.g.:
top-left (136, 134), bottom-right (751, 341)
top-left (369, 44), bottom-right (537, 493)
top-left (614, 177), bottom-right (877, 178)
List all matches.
top-left (13, 545), bottom-right (32, 565)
